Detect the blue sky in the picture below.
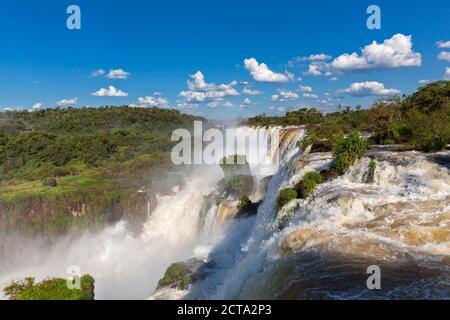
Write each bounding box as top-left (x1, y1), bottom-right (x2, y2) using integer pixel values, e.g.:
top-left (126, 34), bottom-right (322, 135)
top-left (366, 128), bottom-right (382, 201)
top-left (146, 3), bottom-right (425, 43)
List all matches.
top-left (0, 0), bottom-right (449, 119)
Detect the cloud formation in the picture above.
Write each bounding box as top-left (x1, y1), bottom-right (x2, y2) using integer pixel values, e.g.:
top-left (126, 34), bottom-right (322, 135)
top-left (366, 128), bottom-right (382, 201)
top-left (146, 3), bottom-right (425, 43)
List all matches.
top-left (446, 68), bottom-right (450, 80)
top-left (288, 54), bottom-right (332, 67)
top-left (298, 85), bottom-right (313, 93)
top-left (137, 95), bottom-right (169, 107)
top-left (438, 52), bottom-right (450, 63)
top-left (92, 86), bottom-right (128, 97)
top-left (32, 103), bottom-right (44, 111)
top-left (303, 93), bottom-right (318, 99)
top-left (331, 34), bottom-right (421, 72)
top-left (244, 58), bottom-right (289, 83)
top-left (271, 89), bottom-right (299, 102)
top-left (304, 63), bottom-right (322, 76)
top-left (180, 71), bottom-right (239, 102)
top-left (106, 69), bottom-right (130, 79)
top-left (91, 69), bottom-right (106, 77)
top-left (242, 87), bottom-right (262, 95)
top-left (57, 97), bottom-right (78, 106)
top-left (437, 41), bottom-right (450, 49)
top-left (339, 81), bottom-right (400, 97)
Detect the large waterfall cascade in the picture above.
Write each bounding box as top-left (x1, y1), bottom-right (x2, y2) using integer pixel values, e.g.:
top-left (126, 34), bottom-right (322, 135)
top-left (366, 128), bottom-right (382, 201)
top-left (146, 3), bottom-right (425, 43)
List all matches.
top-left (1, 126), bottom-right (449, 300)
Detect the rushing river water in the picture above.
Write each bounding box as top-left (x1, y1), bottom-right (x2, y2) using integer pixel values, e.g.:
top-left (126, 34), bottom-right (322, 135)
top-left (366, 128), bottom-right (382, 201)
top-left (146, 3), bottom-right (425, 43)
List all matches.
top-left (1, 127), bottom-right (449, 300)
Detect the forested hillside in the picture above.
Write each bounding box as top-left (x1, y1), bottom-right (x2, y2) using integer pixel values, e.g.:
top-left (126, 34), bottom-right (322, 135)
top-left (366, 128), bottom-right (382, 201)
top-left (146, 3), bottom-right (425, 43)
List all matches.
top-left (247, 81), bottom-right (450, 153)
top-left (0, 106), bottom-right (203, 236)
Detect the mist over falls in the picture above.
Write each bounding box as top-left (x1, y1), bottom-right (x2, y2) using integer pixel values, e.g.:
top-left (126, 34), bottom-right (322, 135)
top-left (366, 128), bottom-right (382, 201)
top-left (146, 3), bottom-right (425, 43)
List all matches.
top-left (1, 127), bottom-right (450, 300)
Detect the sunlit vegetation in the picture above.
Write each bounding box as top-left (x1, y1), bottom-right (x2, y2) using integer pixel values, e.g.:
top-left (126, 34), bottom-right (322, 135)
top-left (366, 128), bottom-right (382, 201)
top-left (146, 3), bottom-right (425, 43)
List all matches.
top-left (157, 262), bottom-right (191, 291)
top-left (247, 81), bottom-right (450, 153)
top-left (3, 275), bottom-right (95, 300)
top-left (276, 188), bottom-right (298, 212)
top-left (0, 106), bottom-right (203, 235)
top-left (296, 171), bottom-right (323, 199)
top-left (332, 131), bottom-right (369, 175)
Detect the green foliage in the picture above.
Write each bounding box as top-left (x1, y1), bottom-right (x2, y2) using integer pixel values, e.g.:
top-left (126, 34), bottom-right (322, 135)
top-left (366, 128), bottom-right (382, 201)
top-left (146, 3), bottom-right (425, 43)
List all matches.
top-left (246, 81), bottom-right (450, 153)
top-left (225, 175), bottom-right (254, 198)
top-left (369, 160), bottom-right (377, 171)
top-left (301, 134), bottom-right (318, 150)
top-left (3, 275), bottom-right (95, 300)
top-left (303, 171), bottom-right (323, 184)
top-left (0, 106), bottom-right (202, 235)
top-left (332, 131), bottom-right (369, 175)
top-left (296, 171), bottom-right (323, 199)
top-left (404, 80), bottom-right (450, 114)
top-left (276, 188), bottom-right (298, 212)
top-left (157, 262), bottom-right (191, 291)
top-left (218, 155), bottom-right (254, 198)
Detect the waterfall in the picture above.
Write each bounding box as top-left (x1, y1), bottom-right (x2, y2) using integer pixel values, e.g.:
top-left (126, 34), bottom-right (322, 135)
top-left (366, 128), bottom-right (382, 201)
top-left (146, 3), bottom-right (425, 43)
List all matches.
top-left (0, 126), bottom-right (304, 300)
top-left (195, 150), bottom-right (450, 300)
top-left (2, 126), bottom-right (447, 300)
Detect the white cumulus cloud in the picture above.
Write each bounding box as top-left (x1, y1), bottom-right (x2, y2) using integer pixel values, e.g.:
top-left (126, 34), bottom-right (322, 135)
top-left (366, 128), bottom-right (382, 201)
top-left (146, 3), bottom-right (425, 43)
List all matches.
top-left (137, 95), bottom-right (169, 107)
top-left (244, 58), bottom-right (289, 83)
top-left (57, 97), bottom-right (78, 106)
top-left (106, 69), bottom-right (130, 79)
top-left (303, 93), bottom-right (318, 99)
top-left (446, 68), bottom-right (450, 80)
top-left (331, 34), bottom-right (421, 72)
top-left (437, 41), bottom-right (450, 49)
top-left (339, 81), bottom-right (400, 97)
top-left (92, 86), bottom-right (128, 97)
top-left (304, 64), bottom-right (322, 76)
top-left (180, 71), bottom-right (239, 102)
top-left (438, 52), bottom-right (450, 63)
top-left (272, 89), bottom-right (299, 102)
top-left (298, 85), bottom-right (313, 93)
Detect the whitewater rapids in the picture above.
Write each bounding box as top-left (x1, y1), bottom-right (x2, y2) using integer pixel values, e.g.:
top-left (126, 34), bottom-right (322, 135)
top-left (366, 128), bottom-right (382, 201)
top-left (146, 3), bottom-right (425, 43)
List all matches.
top-left (1, 126), bottom-right (449, 300)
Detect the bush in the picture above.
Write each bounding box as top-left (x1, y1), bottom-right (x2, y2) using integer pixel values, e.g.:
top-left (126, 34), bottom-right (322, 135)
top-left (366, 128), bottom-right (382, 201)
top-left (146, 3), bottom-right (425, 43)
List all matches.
top-left (3, 275), bottom-right (95, 300)
top-left (157, 262), bottom-right (191, 291)
top-left (300, 134), bottom-right (318, 150)
top-left (332, 131), bottom-right (369, 175)
top-left (413, 136), bottom-right (447, 153)
top-left (296, 172), bottom-right (323, 199)
top-left (224, 175), bottom-right (254, 197)
top-left (276, 188), bottom-right (298, 212)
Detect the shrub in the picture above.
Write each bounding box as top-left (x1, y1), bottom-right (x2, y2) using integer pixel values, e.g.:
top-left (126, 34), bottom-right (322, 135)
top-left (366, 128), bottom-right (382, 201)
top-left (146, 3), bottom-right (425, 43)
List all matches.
top-left (412, 135), bottom-right (447, 153)
top-left (332, 131), bottom-right (369, 175)
top-left (296, 171), bottom-right (323, 199)
top-left (226, 175), bottom-right (254, 197)
top-left (303, 172), bottom-right (323, 184)
top-left (157, 262), bottom-right (191, 291)
top-left (3, 275), bottom-right (95, 300)
top-left (300, 134), bottom-right (318, 150)
top-left (276, 188), bottom-right (298, 212)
